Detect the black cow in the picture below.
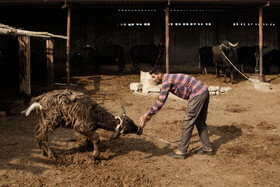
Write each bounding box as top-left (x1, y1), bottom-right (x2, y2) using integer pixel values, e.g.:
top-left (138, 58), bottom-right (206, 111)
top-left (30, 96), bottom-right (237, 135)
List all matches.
top-left (72, 44), bottom-right (124, 74)
top-left (212, 40), bottom-right (239, 83)
top-left (263, 49), bottom-right (280, 74)
top-left (198, 46), bottom-right (213, 74)
top-left (92, 44), bottom-right (124, 73)
top-left (129, 43), bottom-right (165, 72)
top-left (237, 46), bottom-right (258, 73)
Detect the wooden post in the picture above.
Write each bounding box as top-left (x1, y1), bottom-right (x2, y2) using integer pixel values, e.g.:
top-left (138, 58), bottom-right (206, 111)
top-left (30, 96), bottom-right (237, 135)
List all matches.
top-left (46, 39), bottom-right (54, 85)
top-left (66, 5), bottom-right (71, 85)
top-left (18, 36), bottom-right (31, 95)
top-left (259, 7), bottom-right (264, 82)
top-left (165, 1), bottom-right (170, 74)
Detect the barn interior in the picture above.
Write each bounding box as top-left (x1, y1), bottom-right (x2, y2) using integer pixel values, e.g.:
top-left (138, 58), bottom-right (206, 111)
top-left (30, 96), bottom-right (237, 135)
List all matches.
top-left (0, 0), bottom-right (279, 97)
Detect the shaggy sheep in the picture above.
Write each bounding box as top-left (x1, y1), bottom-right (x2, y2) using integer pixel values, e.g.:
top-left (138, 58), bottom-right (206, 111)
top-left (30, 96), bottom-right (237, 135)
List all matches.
top-left (21, 89), bottom-right (140, 160)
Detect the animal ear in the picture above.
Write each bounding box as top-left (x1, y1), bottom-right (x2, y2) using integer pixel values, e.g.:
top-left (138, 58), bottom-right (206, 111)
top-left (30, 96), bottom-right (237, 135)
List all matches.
top-left (121, 106), bottom-right (126, 116)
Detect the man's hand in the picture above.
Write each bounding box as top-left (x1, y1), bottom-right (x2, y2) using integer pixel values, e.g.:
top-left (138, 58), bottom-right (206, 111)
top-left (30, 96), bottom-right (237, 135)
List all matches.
top-left (138, 113), bottom-right (152, 128)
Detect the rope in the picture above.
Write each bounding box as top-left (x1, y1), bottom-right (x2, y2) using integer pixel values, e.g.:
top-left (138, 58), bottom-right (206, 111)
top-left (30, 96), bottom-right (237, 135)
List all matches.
top-left (220, 50), bottom-right (258, 83)
top-left (142, 134), bottom-right (179, 148)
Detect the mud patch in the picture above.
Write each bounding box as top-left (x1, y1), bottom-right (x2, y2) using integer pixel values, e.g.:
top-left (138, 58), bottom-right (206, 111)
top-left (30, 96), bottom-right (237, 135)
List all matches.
top-left (235, 123), bottom-right (254, 131)
top-left (226, 104), bottom-right (247, 113)
top-left (257, 121), bottom-right (277, 130)
top-left (266, 135), bottom-right (280, 145)
top-left (1, 74), bottom-right (280, 186)
top-left (227, 144), bottom-right (248, 155)
top-left (217, 124), bottom-right (242, 136)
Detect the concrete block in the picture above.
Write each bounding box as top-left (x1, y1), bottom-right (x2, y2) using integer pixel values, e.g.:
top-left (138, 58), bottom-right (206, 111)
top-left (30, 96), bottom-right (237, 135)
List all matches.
top-left (208, 86), bottom-right (220, 92)
top-left (130, 82), bottom-right (143, 91)
top-left (140, 71), bottom-right (157, 93)
top-left (220, 86), bottom-right (232, 93)
top-left (210, 91), bottom-right (217, 95)
top-left (147, 86), bottom-right (161, 93)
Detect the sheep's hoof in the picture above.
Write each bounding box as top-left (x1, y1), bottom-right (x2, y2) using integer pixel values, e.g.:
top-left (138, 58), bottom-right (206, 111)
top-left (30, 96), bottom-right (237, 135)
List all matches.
top-left (91, 156), bottom-right (98, 161)
top-left (92, 151), bottom-right (100, 161)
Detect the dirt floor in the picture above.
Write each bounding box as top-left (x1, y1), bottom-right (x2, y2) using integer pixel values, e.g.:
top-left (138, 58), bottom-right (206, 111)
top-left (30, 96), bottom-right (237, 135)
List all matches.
top-left (0, 73), bottom-right (280, 186)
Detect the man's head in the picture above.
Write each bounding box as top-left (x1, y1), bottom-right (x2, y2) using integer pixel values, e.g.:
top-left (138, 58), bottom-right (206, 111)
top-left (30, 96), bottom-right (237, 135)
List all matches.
top-left (149, 66), bottom-right (164, 84)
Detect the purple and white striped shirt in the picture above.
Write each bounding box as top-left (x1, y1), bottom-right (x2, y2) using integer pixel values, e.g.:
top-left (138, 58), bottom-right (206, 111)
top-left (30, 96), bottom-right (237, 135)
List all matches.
top-left (147, 73), bottom-right (208, 116)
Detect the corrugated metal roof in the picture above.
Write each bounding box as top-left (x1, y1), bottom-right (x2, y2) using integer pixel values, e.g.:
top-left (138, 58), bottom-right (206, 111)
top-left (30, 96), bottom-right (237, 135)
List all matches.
top-left (0, 0), bottom-right (279, 9)
top-left (0, 0), bottom-right (278, 4)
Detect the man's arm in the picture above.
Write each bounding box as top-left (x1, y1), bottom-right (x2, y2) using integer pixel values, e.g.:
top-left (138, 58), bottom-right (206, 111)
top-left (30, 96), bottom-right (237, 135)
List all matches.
top-left (139, 81), bottom-right (172, 128)
top-left (147, 81), bottom-right (171, 116)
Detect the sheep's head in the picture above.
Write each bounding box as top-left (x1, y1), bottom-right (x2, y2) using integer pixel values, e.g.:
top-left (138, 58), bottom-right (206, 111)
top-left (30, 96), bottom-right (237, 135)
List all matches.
top-left (111, 106), bottom-right (140, 139)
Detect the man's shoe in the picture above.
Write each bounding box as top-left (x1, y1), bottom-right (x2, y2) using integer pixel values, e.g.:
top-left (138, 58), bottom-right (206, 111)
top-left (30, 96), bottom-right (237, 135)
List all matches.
top-left (195, 149), bottom-right (213, 156)
top-left (168, 152), bottom-right (188, 159)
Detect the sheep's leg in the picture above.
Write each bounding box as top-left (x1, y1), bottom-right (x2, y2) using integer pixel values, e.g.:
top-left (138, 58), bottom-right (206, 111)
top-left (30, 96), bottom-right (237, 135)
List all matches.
top-left (75, 121), bottom-right (100, 160)
top-left (78, 131), bottom-right (100, 160)
top-left (74, 133), bottom-right (93, 149)
top-left (35, 123), bottom-right (57, 159)
top-left (88, 132), bottom-right (100, 160)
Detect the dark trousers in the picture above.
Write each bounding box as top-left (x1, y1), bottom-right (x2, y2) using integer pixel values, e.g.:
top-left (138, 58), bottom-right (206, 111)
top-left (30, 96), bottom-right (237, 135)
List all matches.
top-left (180, 90), bottom-right (212, 153)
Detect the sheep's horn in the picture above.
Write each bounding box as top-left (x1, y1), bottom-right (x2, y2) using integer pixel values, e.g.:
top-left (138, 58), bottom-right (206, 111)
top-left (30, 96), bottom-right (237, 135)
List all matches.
top-left (121, 106), bottom-right (126, 117)
top-left (110, 128), bottom-right (121, 140)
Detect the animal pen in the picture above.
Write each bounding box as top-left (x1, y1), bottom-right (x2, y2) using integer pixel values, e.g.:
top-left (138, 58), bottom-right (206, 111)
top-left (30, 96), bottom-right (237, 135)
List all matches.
top-left (1, 1), bottom-right (280, 187)
top-left (0, 23), bottom-right (67, 95)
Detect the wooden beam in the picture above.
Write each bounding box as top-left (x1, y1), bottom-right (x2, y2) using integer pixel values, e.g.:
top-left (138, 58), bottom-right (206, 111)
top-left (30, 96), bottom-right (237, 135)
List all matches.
top-left (165, 2), bottom-right (170, 74)
top-left (0, 23), bottom-right (67, 39)
top-left (18, 36), bottom-right (31, 95)
top-left (46, 39), bottom-right (54, 85)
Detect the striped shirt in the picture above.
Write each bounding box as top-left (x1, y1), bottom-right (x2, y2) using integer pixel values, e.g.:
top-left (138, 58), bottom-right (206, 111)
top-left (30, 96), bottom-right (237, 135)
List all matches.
top-left (147, 73), bottom-right (208, 116)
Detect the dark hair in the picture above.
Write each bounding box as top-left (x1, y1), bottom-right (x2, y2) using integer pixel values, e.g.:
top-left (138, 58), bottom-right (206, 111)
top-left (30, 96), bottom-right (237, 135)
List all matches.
top-left (149, 66), bottom-right (164, 75)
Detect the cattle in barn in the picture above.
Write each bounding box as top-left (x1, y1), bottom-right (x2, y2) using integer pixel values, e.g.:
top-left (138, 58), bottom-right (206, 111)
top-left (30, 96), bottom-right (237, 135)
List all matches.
top-left (237, 46), bottom-right (258, 73)
top-left (263, 49), bottom-right (280, 74)
top-left (21, 89), bottom-right (141, 160)
top-left (212, 40), bottom-right (239, 83)
top-left (198, 46), bottom-right (213, 74)
top-left (129, 43), bottom-right (165, 72)
top-left (92, 44), bottom-right (124, 73)
top-left (72, 44), bottom-right (124, 74)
